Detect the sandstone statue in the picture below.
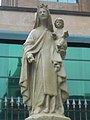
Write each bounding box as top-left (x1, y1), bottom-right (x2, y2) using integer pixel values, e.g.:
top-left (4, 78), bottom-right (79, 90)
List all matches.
top-left (19, 4), bottom-right (71, 120)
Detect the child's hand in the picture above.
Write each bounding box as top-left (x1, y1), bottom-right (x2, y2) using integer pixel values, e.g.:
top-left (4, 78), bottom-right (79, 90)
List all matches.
top-left (63, 31), bottom-right (69, 39)
top-left (52, 33), bottom-right (57, 40)
top-left (56, 45), bottom-right (60, 53)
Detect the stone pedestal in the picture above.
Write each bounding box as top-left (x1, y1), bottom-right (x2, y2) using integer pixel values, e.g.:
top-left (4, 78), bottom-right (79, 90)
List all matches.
top-left (25, 113), bottom-right (71, 120)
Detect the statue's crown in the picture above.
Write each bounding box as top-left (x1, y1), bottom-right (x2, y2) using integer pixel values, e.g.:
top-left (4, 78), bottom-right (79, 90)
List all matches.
top-left (38, 4), bottom-right (48, 9)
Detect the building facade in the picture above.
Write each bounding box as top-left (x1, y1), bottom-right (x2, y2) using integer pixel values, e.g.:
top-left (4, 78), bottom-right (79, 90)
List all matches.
top-left (0, 0), bottom-right (90, 120)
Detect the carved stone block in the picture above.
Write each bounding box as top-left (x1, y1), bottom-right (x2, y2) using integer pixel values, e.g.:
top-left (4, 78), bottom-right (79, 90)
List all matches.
top-left (25, 114), bottom-right (71, 120)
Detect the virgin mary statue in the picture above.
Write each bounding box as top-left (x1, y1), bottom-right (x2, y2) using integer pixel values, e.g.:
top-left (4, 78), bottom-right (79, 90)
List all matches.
top-left (19, 4), bottom-right (69, 115)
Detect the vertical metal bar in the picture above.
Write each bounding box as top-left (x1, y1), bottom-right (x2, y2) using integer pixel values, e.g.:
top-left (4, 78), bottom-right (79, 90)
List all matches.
top-left (72, 99), bottom-right (76, 120)
top-left (10, 97), bottom-right (14, 120)
top-left (17, 108), bottom-right (20, 120)
top-left (17, 97), bottom-right (20, 120)
top-left (78, 99), bottom-right (82, 120)
top-left (84, 99), bottom-right (88, 120)
top-left (0, 98), bottom-right (2, 113)
top-left (4, 97), bottom-right (7, 120)
top-left (66, 99), bottom-right (70, 117)
top-left (24, 104), bottom-right (27, 119)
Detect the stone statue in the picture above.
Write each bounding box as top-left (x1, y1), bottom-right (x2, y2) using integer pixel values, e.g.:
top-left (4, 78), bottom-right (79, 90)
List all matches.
top-left (19, 4), bottom-right (71, 120)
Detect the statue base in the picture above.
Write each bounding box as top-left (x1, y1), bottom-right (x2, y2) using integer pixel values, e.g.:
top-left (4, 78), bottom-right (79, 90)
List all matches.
top-left (25, 113), bottom-right (71, 120)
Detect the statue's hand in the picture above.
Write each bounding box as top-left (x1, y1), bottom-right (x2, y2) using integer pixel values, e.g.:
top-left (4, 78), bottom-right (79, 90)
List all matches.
top-left (27, 54), bottom-right (35, 63)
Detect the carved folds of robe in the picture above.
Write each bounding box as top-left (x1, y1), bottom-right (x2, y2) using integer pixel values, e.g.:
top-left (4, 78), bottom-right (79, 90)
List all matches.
top-left (19, 28), bottom-right (69, 111)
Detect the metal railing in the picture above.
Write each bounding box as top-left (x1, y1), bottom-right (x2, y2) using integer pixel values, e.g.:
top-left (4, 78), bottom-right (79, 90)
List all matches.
top-left (0, 97), bottom-right (28, 120)
top-left (0, 97), bottom-right (90, 120)
top-left (65, 99), bottom-right (90, 120)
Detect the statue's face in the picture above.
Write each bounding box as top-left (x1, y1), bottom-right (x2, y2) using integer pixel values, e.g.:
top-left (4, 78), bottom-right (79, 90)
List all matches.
top-left (55, 19), bottom-right (64, 29)
top-left (38, 8), bottom-right (48, 21)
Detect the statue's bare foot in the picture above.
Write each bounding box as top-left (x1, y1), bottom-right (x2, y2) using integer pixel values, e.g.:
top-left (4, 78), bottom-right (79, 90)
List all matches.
top-left (43, 108), bottom-right (49, 113)
top-left (34, 107), bottom-right (41, 114)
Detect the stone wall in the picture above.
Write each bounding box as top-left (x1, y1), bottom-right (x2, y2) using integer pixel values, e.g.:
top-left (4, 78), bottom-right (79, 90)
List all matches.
top-left (1, 0), bottom-right (90, 12)
top-left (0, 10), bottom-right (90, 36)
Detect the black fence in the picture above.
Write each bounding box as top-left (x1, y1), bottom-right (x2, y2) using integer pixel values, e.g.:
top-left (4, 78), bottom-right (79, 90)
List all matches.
top-left (0, 97), bottom-right (90, 120)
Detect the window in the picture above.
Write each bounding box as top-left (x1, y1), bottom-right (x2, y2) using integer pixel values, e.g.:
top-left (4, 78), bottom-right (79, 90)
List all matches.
top-left (65, 47), bottom-right (90, 99)
top-left (0, 43), bottom-right (23, 99)
top-left (1, 40), bottom-right (90, 99)
top-left (0, 32), bottom-right (90, 99)
top-left (41, 0), bottom-right (77, 3)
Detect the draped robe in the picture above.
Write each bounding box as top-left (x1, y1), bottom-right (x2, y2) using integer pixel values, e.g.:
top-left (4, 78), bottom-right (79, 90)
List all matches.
top-left (19, 27), bottom-right (69, 112)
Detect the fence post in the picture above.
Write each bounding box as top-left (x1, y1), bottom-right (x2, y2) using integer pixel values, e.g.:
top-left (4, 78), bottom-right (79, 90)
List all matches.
top-left (4, 97), bottom-right (8, 120)
top-left (78, 99), bottom-right (82, 120)
top-left (72, 99), bottom-right (76, 120)
top-left (10, 96), bottom-right (14, 120)
top-left (84, 99), bottom-right (88, 120)
top-left (17, 97), bottom-right (20, 120)
top-left (66, 99), bottom-right (70, 117)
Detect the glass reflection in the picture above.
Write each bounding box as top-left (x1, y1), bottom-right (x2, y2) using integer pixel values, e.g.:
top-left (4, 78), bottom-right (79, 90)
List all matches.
top-left (0, 43), bottom-right (90, 102)
top-left (0, 44), bottom-right (22, 98)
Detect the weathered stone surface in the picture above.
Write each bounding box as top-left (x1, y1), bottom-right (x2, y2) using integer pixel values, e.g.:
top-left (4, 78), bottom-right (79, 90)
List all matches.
top-left (25, 114), bottom-right (71, 120)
